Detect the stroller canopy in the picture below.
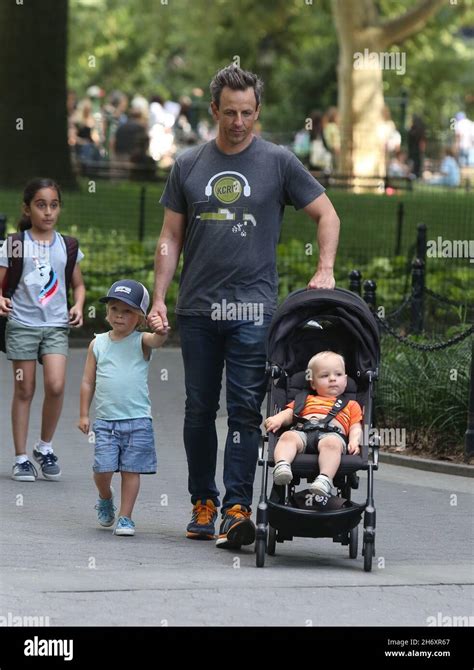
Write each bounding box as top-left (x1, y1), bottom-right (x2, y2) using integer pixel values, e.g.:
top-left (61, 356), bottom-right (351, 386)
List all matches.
top-left (266, 288), bottom-right (380, 381)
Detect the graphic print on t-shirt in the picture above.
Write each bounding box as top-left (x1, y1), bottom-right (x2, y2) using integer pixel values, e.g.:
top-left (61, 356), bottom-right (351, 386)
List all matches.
top-left (24, 256), bottom-right (59, 306)
top-left (193, 170), bottom-right (257, 237)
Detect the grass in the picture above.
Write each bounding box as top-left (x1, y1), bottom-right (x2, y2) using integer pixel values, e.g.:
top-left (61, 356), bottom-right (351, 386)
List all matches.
top-left (1, 180), bottom-right (472, 264)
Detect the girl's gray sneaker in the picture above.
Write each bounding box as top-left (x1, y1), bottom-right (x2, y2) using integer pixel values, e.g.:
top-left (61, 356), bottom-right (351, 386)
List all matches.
top-left (32, 448), bottom-right (61, 480)
top-left (12, 460), bottom-right (38, 482)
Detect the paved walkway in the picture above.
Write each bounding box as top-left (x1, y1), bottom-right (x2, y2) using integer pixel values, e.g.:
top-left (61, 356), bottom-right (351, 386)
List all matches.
top-left (0, 349), bottom-right (472, 626)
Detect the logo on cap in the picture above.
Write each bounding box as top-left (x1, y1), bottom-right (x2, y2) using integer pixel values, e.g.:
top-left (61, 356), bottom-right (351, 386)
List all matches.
top-left (115, 286), bottom-right (132, 294)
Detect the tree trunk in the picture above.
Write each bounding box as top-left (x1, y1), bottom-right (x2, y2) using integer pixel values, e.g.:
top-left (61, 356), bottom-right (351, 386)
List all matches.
top-left (332, 0), bottom-right (446, 178)
top-left (0, 0), bottom-right (76, 188)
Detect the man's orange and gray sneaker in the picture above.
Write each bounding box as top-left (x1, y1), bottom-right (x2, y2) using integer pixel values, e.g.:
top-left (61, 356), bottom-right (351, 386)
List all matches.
top-left (186, 499), bottom-right (218, 540)
top-left (216, 504), bottom-right (256, 549)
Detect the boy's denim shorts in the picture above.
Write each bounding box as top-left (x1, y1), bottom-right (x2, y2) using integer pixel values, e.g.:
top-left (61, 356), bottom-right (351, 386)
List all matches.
top-left (92, 417), bottom-right (157, 474)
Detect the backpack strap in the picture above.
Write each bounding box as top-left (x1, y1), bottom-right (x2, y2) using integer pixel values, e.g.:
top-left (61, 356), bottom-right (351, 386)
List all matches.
top-left (62, 235), bottom-right (79, 294)
top-left (2, 232), bottom-right (25, 298)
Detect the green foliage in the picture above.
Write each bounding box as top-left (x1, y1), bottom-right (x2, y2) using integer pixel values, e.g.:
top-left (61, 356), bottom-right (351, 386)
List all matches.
top-left (377, 335), bottom-right (471, 450)
top-left (68, 0), bottom-right (474, 139)
top-left (380, 0), bottom-right (474, 141)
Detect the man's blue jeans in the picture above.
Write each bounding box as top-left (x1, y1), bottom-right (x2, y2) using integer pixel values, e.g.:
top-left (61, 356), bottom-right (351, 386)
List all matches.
top-left (177, 315), bottom-right (270, 513)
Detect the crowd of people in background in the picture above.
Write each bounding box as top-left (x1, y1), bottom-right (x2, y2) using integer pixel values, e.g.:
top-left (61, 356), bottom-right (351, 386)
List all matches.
top-left (293, 104), bottom-right (474, 188)
top-left (67, 86), bottom-right (217, 178)
top-left (68, 84), bottom-right (474, 188)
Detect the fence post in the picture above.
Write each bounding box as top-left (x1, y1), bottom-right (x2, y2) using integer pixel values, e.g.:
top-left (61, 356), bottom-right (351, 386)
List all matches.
top-left (410, 223), bottom-right (427, 334)
top-left (138, 186), bottom-right (146, 242)
top-left (0, 214), bottom-right (6, 241)
top-left (465, 338), bottom-right (474, 459)
top-left (349, 270), bottom-right (362, 295)
top-left (363, 279), bottom-right (377, 313)
top-left (394, 202), bottom-right (404, 256)
top-left (416, 223), bottom-right (427, 262)
top-left (410, 258), bottom-right (425, 334)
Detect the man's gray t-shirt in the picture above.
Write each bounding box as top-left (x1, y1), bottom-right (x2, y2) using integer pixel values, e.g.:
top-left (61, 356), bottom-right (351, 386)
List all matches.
top-left (160, 136), bottom-right (325, 315)
top-left (0, 230), bottom-right (84, 327)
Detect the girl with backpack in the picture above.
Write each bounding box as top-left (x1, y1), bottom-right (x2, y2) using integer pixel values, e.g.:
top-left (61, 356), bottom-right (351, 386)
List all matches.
top-left (0, 178), bottom-right (85, 481)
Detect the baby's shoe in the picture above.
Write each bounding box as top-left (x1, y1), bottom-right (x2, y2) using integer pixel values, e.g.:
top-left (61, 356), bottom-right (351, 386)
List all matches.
top-left (273, 460), bottom-right (293, 485)
top-left (114, 516), bottom-right (135, 536)
top-left (309, 474), bottom-right (333, 496)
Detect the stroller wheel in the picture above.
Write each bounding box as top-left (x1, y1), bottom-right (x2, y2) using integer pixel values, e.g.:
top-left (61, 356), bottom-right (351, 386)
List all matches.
top-left (363, 539), bottom-right (373, 572)
top-left (349, 525), bottom-right (358, 559)
top-left (256, 536), bottom-right (266, 567)
top-left (267, 525), bottom-right (277, 556)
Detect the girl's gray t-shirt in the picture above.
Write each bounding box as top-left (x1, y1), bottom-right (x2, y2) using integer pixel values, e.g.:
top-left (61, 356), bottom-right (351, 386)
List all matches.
top-left (0, 230), bottom-right (84, 327)
top-left (160, 136), bottom-right (325, 316)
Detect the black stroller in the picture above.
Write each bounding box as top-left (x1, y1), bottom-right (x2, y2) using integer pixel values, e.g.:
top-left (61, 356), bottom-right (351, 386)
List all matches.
top-left (255, 288), bottom-right (380, 571)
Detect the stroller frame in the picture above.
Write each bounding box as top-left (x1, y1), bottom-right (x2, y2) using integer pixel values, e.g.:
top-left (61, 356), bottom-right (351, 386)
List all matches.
top-left (254, 288), bottom-right (380, 570)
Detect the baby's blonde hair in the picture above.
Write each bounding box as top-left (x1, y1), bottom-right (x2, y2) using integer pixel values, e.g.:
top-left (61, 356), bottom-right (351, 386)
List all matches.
top-left (307, 350), bottom-right (346, 378)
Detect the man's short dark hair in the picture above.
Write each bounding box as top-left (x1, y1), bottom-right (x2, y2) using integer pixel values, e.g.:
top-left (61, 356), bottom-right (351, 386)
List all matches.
top-left (210, 65), bottom-right (264, 109)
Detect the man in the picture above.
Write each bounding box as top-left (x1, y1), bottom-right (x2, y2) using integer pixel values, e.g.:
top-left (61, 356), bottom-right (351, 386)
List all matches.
top-left (148, 65), bottom-right (340, 550)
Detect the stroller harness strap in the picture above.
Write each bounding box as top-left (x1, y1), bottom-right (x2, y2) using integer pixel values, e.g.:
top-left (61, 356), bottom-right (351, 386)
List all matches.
top-left (292, 392), bottom-right (350, 438)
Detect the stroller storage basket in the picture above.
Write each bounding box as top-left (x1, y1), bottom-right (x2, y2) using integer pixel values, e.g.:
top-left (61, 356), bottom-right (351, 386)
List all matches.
top-left (268, 500), bottom-right (365, 540)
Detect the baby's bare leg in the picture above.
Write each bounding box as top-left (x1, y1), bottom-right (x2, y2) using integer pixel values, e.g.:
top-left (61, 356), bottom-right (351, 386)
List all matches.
top-left (274, 430), bottom-right (304, 465)
top-left (317, 435), bottom-right (344, 480)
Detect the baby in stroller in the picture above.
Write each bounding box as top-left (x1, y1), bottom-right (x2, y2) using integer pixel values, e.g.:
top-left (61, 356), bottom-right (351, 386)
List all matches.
top-left (264, 351), bottom-right (363, 496)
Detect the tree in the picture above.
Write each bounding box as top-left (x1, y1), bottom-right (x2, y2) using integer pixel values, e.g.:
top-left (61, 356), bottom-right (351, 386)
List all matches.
top-left (0, 0), bottom-right (76, 188)
top-left (331, 0), bottom-right (448, 177)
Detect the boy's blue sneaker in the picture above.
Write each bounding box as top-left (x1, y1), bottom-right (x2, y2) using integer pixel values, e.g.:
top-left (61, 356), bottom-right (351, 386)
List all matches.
top-left (186, 499), bottom-right (217, 540)
top-left (12, 460), bottom-right (38, 482)
top-left (114, 516), bottom-right (135, 536)
top-left (32, 448), bottom-right (61, 480)
top-left (95, 487), bottom-right (116, 527)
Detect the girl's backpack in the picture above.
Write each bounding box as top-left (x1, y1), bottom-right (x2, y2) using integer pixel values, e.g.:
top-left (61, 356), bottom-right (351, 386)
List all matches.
top-left (0, 231), bottom-right (79, 353)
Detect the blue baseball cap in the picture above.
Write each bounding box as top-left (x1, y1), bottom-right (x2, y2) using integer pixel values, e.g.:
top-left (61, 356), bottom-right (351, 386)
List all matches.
top-left (99, 279), bottom-right (150, 315)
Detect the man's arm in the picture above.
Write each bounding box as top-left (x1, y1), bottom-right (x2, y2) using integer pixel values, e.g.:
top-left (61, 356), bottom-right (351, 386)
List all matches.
top-left (147, 207), bottom-right (186, 329)
top-left (303, 193), bottom-right (340, 289)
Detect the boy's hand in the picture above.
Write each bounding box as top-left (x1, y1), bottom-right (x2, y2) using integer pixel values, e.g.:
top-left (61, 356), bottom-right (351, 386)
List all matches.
top-left (69, 305), bottom-right (83, 327)
top-left (77, 416), bottom-right (90, 434)
top-left (0, 296), bottom-right (12, 315)
top-left (348, 441), bottom-right (360, 455)
top-left (148, 301), bottom-right (168, 331)
top-left (148, 314), bottom-right (170, 335)
top-left (264, 416), bottom-right (283, 433)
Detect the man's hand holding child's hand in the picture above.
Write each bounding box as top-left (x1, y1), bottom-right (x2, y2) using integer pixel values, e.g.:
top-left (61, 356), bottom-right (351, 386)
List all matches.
top-left (148, 314), bottom-right (170, 335)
